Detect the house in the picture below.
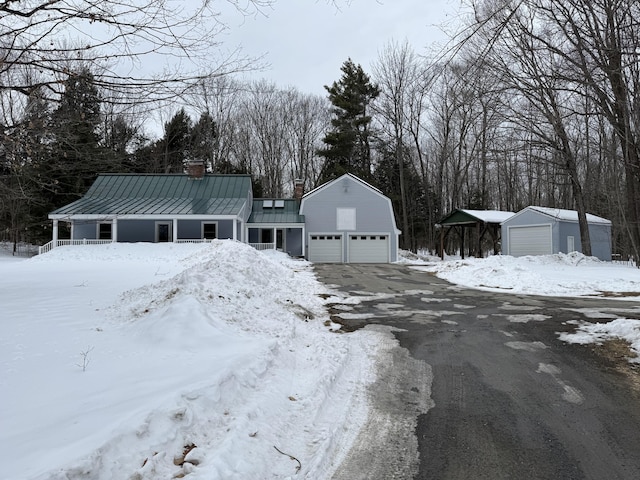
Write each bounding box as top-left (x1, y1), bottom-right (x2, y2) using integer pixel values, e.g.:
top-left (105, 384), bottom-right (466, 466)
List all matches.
top-left (299, 173), bottom-right (400, 263)
top-left (501, 206), bottom-right (612, 261)
top-left (41, 171), bottom-right (400, 263)
top-left (438, 209), bottom-right (515, 259)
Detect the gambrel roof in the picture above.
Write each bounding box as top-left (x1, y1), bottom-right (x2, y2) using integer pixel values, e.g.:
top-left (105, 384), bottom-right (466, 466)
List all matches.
top-left (50, 174), bottom-right (252, 218)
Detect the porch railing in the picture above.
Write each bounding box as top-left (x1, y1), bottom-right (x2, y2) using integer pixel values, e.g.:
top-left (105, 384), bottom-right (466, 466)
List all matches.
top-left (38, 239), bottom-right (114, 255)
top-left (249, 242), bottom-right (276, 251)
top-left (38, 238), bottom-right (276, 255)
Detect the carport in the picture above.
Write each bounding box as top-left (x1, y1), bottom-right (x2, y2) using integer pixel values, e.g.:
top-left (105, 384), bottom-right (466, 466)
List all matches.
top-left (437, 209), bottom-right (514, 259)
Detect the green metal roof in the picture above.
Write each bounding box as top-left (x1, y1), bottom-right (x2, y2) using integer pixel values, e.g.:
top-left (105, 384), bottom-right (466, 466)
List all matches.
top-left (248, 199), bottom-right (305, 224)
top-left (439, 209), bottom-right (515, 226)
top-left (51, 174), bottom-right (252, 217)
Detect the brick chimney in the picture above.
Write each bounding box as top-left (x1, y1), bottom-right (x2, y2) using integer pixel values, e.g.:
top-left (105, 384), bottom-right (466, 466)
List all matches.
top-left (294, 179), bottom-right (305, 199)
top-left (186, 160), bottom-right (206, 179)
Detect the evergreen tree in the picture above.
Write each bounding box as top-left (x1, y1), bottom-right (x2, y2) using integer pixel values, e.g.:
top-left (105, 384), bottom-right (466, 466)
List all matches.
top-left (46, 68), bottom-right (107, 208)
top-left (190, 112), bottom-right (217, 171)
top-left (161, 108), bottom-right (192, 173)
top-left (318, 59), bottom-right (380, 183)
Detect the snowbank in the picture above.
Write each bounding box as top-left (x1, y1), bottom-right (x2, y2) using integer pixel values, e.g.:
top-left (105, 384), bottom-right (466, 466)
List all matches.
top-left (409, 252), bottom-right (640, 299)
top-left (1, 241), bottom-right (382, 479)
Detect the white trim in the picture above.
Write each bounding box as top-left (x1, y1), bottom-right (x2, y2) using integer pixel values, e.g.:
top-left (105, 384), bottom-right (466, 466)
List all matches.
top-left (49, 213), bottom-right (241, 221)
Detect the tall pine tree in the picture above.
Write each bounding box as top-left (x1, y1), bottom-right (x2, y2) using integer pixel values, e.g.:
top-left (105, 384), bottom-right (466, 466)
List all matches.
top-left (318, 59), bottom-right (379, 184)
top-left (47, 68), bottom-right (106, 208)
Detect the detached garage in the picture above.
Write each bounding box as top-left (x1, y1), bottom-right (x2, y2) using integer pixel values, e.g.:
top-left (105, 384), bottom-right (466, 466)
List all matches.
top-left (300, 174), bottom-right (400, 263)
top-left (501, 206), bottom-right (612, 261)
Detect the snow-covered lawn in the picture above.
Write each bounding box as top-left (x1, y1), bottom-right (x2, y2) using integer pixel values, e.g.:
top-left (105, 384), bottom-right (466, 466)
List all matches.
top-left (3, 244), bottom-right (640, 479)
top-left (1, 242), bottom-right (383, 480)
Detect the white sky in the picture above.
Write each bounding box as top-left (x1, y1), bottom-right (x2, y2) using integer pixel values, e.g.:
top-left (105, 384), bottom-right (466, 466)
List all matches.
top-left (224, 0), bottom-right (463, 94)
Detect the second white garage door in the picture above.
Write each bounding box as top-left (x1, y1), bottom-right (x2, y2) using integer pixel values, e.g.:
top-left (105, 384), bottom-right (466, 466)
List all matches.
top-left (508, 225), bottom-right (552, 256)
top-left (348, 235), bottom-right (389, 263)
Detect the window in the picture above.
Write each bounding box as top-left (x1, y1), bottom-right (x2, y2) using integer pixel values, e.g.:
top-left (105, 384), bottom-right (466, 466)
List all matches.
top-left (202, 222), bottom-right (217, 240)
top-left (98, 223), bottom-right (112, 240)
top-left (336, 208), bottom-right (356, 230)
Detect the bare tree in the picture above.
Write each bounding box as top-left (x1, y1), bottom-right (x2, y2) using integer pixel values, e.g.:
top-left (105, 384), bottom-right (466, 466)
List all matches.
top-left (1, 0), bottom-right (272, 116)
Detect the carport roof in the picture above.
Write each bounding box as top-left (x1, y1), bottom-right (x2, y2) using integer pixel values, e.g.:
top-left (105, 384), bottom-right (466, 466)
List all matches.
top-left (439, 209), bottom-right (515, 226)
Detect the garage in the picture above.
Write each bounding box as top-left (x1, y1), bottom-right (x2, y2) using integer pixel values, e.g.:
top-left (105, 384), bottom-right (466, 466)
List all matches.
top-left (501, 206), bottom-right (612, 260)
top-left (299, 174), bottom-right (401, 263)
top-left (507, 224), bottom-right (552, 256)
top-left (308, 235), bottom-right (343, 263)
top-left (348, 235), bottom-right (389, 263)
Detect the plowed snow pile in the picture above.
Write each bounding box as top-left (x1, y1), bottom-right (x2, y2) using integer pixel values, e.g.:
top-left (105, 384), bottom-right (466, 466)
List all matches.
top-left (1, 241), bottom-right (382, 479)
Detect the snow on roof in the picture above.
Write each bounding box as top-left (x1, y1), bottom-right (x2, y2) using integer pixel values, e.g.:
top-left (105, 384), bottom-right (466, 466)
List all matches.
top-left (528, 206), bottom-right (611, 225)
top-left (461, 209), bottom-right (515, 224)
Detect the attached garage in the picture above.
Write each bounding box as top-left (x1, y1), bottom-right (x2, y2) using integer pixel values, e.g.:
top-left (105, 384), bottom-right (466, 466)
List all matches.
top-left (300, 174), bottom-right (400, 263)
top-left (308, 235), bottom-right (343, 263)
top-left (348, 235), bottom-right (389, 263)
top-left (501, 206), bottom-right (612, 261)
top-left (507, 225), bottom-right (552, 256)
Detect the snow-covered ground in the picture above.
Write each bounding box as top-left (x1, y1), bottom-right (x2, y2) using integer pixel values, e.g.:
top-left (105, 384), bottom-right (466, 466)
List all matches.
top-left (2, 244), bottom-right (640, 479)
top-left (1, 241), bottom-right (384, 480)
top-left (408, 251), bottom-right (640, 362)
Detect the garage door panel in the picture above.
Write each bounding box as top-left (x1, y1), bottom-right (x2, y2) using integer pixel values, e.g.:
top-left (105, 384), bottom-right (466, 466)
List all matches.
top-left (349, 235), bottom-right (389, 263)
top-left (509, 225), bottom-right (552, 256)
top-left (309, 235), bottom-right (342, 263)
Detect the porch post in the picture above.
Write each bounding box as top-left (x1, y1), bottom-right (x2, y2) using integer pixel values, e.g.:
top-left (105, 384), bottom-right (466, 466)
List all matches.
top-left (273, 227), bottom-right (277, 249)
top-left (172, 218), bottom-right (178, 242)
top-left (302, 227), bottom-right (306, 259)
top-left (233, 219), bottom-right (238, 241)
top-left (52, 220), bottom-right (59, 246)
top-left (112, 218), bottom-right (118, 243)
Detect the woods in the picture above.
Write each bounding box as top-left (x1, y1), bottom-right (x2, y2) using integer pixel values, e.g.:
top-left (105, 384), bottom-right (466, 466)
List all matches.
top-left (1, 0), bottom-right (638, 260)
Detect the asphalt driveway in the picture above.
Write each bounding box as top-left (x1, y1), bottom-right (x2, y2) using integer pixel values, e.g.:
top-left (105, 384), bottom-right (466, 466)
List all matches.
top-left (315, 263), bottom-right (640, 480)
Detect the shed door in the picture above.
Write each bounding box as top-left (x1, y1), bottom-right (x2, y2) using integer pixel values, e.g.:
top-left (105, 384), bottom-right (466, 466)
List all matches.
top-left (508, 225), bottom-right (552, 256)
top-left (309, 235), bottom-right (342, 263)
top-left (348, 235), bottom-right (389, 263)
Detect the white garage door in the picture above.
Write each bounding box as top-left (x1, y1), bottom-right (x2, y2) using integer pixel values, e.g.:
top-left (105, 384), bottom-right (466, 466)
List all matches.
top-left (309, 235), bottom-right (343, 263)
top-left (349, 235), bottom-right (389, 263)
top-left (508, 225), bottom-right (552, 256)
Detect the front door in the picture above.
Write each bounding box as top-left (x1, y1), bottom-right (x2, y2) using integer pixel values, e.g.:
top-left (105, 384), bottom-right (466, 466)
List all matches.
top-left (156, 222), bottom-right (172, 242)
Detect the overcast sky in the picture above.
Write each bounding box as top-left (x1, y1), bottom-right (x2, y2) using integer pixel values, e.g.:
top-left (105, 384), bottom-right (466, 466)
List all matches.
top-left (223, 0), bottom-right (464, 95)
